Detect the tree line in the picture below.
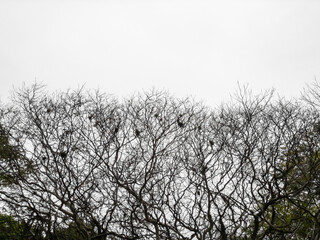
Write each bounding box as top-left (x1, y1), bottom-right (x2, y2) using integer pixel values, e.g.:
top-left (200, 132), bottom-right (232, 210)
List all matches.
top-left (0, 83), bottom-right (320, 239)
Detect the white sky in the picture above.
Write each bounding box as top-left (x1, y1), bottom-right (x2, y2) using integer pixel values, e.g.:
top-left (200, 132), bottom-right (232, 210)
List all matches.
top-left (1, 0), bottom-right (320, 105)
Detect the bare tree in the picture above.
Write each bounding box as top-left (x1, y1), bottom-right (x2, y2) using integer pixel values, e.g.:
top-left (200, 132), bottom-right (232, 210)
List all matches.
top-left (1, 84), bottom-right (320, 239)
top-left (302, 80), bottom-right (320, 109)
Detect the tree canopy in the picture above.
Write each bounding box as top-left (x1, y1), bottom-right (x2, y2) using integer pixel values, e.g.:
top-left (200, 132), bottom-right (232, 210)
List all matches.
top-left (0, 84), bottom-right (320, 239)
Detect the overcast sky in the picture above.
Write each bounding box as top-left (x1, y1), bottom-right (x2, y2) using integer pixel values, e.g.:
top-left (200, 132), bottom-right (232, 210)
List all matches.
top-left (1, 0), bottom-right (320, 105)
